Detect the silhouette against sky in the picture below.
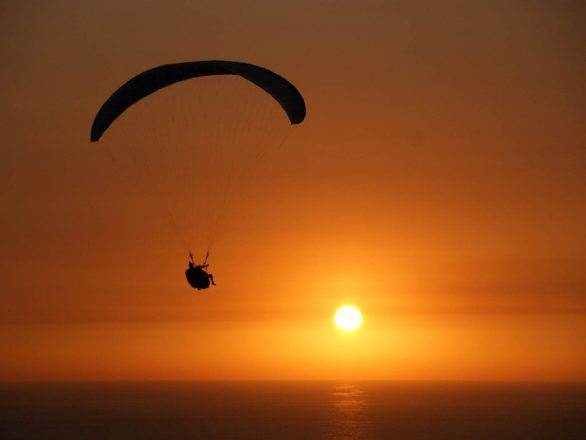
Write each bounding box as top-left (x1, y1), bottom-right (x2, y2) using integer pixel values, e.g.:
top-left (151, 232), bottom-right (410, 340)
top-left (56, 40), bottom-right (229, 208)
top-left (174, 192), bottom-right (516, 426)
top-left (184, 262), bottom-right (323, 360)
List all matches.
top-left (1, 0), bottom-right (585, 381)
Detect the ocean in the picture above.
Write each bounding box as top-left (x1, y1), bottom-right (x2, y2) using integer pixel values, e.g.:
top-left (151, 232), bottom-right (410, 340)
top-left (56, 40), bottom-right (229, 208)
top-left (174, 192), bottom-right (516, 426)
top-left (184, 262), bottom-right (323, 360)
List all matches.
top-left (1, 381), bottom-right (585, 439)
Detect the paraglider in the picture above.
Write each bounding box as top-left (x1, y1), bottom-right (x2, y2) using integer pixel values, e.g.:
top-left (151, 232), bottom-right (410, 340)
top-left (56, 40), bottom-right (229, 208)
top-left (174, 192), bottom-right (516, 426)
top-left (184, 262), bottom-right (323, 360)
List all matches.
top-left (185, 252), bottom-right (215, 290)
top-left (90, 60), bottom-right (306, 291)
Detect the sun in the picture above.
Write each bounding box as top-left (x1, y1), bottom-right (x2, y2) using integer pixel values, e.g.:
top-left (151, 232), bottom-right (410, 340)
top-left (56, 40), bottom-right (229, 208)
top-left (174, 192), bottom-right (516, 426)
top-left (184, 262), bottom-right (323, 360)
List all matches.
top-left (334, 305), bottom-right (363, 331)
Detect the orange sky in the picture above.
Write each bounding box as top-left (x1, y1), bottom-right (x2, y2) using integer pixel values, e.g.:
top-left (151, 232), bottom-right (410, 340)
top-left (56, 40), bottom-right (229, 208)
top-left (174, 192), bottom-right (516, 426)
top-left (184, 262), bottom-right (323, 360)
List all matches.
top-left (1, 0), bottom-right (585, 381)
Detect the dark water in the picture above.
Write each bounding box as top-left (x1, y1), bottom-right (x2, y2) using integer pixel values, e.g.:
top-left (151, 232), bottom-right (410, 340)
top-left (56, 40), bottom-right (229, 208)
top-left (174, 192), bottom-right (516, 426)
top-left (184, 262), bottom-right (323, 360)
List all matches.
top-left (1, 382), bottom-right (585, 439)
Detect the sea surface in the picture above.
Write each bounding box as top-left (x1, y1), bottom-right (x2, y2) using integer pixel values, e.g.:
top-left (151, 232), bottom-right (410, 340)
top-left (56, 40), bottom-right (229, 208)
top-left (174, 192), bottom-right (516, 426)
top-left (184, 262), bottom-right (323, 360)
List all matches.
top-left (1, 381), bottom-right (585, 439)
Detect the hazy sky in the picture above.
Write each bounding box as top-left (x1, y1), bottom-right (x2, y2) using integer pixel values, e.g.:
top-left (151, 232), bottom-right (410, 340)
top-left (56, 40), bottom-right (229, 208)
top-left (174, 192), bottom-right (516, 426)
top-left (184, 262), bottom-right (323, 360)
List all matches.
top-left (1, 0), bottom-right (585, 381)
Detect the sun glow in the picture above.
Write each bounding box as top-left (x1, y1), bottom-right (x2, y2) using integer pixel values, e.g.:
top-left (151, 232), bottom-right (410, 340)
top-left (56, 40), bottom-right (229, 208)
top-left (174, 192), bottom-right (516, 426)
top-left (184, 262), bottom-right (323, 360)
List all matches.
top-left (334, 305), bottom-right (363, 331)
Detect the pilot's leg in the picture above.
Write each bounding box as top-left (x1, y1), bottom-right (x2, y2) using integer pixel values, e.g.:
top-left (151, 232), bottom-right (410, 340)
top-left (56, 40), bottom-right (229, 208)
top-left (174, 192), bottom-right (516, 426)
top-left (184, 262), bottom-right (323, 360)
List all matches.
top-left (209, 274), bottom-right (216, 285)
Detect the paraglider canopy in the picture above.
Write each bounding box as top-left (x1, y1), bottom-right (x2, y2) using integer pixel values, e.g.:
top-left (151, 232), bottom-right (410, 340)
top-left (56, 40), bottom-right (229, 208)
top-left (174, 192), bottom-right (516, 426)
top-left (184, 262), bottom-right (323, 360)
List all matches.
top-left (90, 60), bottom-right (306, 142)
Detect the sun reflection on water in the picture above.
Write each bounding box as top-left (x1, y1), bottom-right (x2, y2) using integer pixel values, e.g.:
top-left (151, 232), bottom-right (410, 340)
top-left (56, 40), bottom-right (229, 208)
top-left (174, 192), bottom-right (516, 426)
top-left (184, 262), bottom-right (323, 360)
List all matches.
top-left (328, 383), bottom-right (371, 439)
